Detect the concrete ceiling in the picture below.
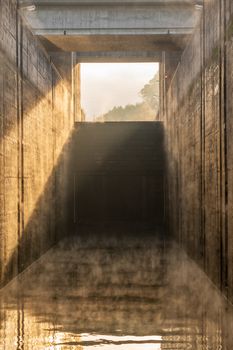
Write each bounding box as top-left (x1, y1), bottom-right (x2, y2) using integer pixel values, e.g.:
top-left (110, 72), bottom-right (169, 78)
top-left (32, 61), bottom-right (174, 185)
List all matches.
top-left (19, 0), bottom-right (201, 62)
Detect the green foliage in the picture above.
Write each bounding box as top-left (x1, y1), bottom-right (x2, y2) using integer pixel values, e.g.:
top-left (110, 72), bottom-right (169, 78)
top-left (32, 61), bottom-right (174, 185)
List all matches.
top-left (96, 71), bottom-right (159, 122)
top-left (140, 71), bottom-right (160, 110)
top-left (96, 102), bottom-right (156, 122)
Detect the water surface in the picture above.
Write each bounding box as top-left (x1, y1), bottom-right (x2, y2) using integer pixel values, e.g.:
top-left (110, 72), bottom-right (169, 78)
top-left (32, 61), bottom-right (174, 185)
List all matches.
top-left (0, 229), bottom-right (232, 349)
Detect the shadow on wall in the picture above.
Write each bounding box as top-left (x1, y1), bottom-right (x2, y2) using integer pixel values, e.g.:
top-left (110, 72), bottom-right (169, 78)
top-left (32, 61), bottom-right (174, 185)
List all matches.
top-left (0, 60), bottom-right (74, 286)
top-left (0, 8), bottom-right (74, 285)
top-left (1, 129), bottom-right (76, 287)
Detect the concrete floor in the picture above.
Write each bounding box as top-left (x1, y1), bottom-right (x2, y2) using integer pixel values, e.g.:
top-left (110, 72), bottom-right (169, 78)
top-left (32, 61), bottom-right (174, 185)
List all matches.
top-left (0, 228), bottom-right (233, 349)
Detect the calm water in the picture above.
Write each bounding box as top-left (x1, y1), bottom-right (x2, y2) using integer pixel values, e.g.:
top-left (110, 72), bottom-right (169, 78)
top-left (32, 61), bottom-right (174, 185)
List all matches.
top-left (0, 229), bottom-right (232, 349)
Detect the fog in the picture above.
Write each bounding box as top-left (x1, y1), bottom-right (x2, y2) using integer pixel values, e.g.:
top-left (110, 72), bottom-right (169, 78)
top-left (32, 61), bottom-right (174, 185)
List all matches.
top-left (81, 63), bottom-right (159, 121)
top-left (1, 230), bottom-right (233, 349)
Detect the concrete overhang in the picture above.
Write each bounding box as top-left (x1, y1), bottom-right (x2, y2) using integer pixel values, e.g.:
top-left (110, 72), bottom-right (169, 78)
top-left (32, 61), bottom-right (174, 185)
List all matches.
top-left (19, 1), bottom-right (201, 53)
top-left (39, 34), bottom-right (188, 54)
top-left (20, 0), bottom-right (202, 5)
top-left (75, 51), bottom-right (161, 62)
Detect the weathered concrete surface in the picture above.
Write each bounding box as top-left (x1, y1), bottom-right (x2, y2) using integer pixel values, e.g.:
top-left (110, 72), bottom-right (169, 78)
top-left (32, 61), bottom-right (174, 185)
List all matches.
top-left (19, 2), bottom-right (199, 54)
top-left (50, 51), bottom-right (161, 67)
top-left (21, 4), bottom-right (198, 35)
top-left (39, 34), bottom-right (186, 54)
top-left (23, 0), bottom-right (202, 4)
top-left (163, 0), bottom-right (233, 303)
top-left (0, 0), bottom-right (74, 286)
top-left (73, 51), bottom-right (161, 63)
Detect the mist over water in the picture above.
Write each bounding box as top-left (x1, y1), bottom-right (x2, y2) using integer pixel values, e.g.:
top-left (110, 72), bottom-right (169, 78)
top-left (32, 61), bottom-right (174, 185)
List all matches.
top-left (0, 228), bottom-right (232, 349)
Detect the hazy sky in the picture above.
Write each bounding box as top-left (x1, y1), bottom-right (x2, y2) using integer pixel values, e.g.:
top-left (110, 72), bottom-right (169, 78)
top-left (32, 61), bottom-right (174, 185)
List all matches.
top-left (81, 63), bottom-right (159, 121)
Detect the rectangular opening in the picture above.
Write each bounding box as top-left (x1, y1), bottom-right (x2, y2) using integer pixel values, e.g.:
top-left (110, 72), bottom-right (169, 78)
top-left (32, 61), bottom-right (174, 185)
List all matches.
top-left (80, 63), bottom-right (159, 122)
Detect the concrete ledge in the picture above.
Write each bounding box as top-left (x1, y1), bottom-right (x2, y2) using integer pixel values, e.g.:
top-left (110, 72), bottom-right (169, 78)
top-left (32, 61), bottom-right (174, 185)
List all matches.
top-left (75, 51), bottom-right (161, 62)
top-left (20, 0), bottom-right (202, 5)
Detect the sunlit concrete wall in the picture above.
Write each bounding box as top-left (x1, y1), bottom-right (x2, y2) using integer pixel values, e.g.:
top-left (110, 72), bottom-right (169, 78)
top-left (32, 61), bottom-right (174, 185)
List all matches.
top-left (0, 0), bottom-right (74, 286)
top-left (163, 0), bottom-right (233, 302)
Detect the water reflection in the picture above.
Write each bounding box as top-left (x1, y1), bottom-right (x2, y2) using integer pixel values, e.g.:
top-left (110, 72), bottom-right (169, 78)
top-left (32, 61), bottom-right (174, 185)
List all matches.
top-left (0, 229), bottom-right (232, 349)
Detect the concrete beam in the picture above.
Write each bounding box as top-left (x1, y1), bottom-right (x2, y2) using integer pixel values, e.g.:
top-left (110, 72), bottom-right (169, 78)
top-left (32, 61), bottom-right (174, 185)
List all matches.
top-left (20, 0), bottom-right (202, 5)
top-left (75, 51), bottom-right (162, 62)
top-left (39, 34), bottom-right (187, 52)
top-left (20, 4), bottom-right (199, 36)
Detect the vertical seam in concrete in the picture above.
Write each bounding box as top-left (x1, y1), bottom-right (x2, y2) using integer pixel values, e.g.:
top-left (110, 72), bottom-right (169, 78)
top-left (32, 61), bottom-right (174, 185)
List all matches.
top-left (16, 4), bottom-right (21, 276)
top-left (16, 4), bottom-right (25, 345)
top-left (219, 0), bottom-right (224, 292)
top-left (71, 52), bottom-right (76, 123)
top-left (20, 17), bottom-right (24, 269)
top-left (199, 11), bottom-right (203, 264)
top-left (73, 174), bottom-right (76, 224)
top-left (223, 0), bottom-right (229, 299)
top-left (51, 66), bottom-right (55, 242)
top-left (201, 5), bottom-right (206, 271)
top-left (220, 0), bottom-right (229, 296)
top-left (2, 50), bottom-right (6, 280)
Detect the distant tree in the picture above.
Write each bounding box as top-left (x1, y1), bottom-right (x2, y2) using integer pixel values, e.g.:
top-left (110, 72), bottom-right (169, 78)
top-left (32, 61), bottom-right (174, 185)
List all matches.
top-left (96, 103), bottom-right (156, 122)
top-left (96, 71), bottom-right (159, 122)
top-left (140, 71), bottom-right (159, 111)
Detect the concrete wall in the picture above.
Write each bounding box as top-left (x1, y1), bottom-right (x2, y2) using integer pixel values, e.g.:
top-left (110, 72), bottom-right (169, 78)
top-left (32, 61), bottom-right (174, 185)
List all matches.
top-left (0, 0), bottom-right (74, 286)
top-left (164, 0), bottom-right (233, 301)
